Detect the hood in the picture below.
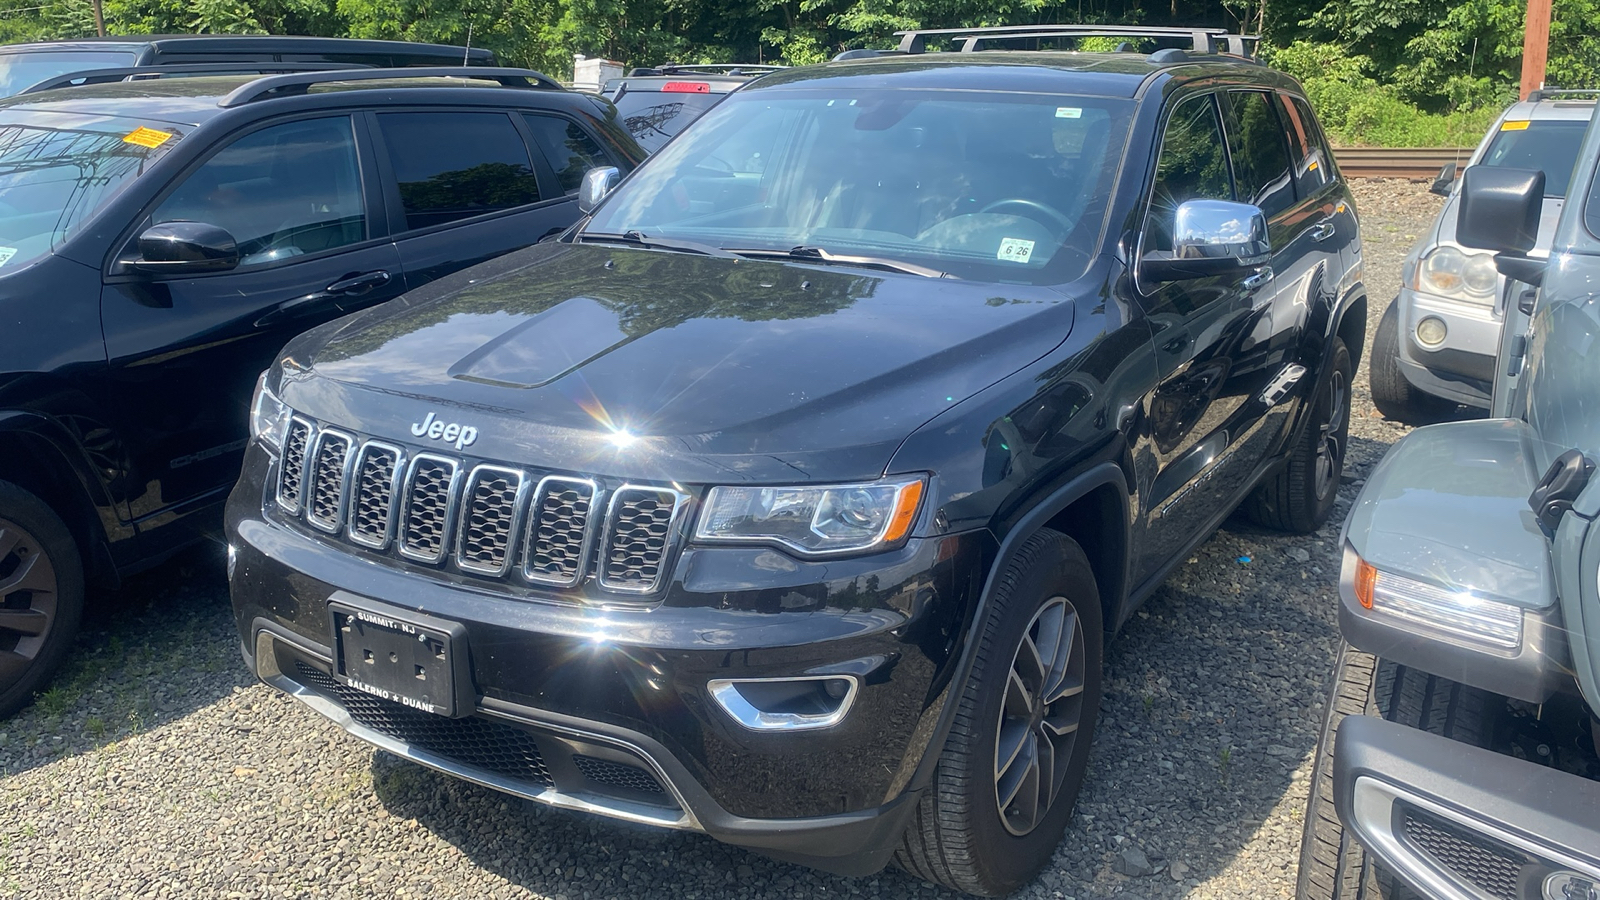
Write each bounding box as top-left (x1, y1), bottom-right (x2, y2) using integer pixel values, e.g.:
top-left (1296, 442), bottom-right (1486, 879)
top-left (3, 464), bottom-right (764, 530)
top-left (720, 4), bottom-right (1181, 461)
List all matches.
top-left (279, 242), bottom-right (1078, 484)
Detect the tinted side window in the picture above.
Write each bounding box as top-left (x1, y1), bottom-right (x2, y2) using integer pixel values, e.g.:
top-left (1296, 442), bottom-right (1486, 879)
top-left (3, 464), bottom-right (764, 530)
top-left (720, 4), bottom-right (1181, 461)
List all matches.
top-left (376, 112), bottom-right (540, 230)
top-left (523, 115), bottom-right (608, 194)
top-left (1145, 94), bottom-right (1232, 252)
top-left (1277, 94), bottom-right (1333, 197)
top-left (1224, 91), bottom-right (1295, 219)
top-left (153, 115), bottom-right (364, 267)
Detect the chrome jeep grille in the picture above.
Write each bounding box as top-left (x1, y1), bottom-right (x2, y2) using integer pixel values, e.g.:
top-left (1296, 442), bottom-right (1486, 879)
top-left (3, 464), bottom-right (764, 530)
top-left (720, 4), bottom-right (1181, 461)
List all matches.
top-left (271, 419), bottom-right (686, 594)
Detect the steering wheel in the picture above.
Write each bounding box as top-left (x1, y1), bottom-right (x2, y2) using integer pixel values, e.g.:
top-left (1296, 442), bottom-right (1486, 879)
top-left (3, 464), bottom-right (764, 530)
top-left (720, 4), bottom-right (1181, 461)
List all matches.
top-left (978, 198), bottom-right (1073, 232)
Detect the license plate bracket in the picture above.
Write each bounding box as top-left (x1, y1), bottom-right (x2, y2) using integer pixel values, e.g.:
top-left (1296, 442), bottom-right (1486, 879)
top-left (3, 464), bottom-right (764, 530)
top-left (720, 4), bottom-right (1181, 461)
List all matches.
top-left (327, 595), bottom-right (473, 718)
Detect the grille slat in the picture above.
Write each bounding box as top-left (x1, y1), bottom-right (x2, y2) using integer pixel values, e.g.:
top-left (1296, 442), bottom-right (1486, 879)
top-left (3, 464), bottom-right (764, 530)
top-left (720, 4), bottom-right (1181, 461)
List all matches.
top-left (348, 443), bottom-right (403, 548)
top-left (600, 486), bottom-right (684, 593)
top-left (305, 431), bottom-right (352, 533)
top-left (523, 477), bottom-right (597, 586)
top-left (456, 466), bottom-right (524, 576)
top-left (399, 455), bottom-right (459, 563)
top-left (275, 418), bottom-right (314, 512)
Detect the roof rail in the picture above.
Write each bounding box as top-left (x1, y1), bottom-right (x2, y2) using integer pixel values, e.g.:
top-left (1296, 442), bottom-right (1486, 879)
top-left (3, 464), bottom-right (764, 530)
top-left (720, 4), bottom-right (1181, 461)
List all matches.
top-left (20, 61), bottom-right (369, 95)
top-left (891, 24), bottom-right (1257, 58)
top-left (217, 66), bottom-right (562, 108)
top-left (1526, 88), bottom-right (1600, 102)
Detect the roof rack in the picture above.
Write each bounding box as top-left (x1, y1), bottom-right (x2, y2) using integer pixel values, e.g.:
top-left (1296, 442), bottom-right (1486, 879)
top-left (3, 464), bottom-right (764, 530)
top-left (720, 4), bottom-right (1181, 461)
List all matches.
top-left (20, 62), bottom-right (369, 95)
top-left (892, 24), bottom-right (1258, 58)
top-left (217, 66), bottom-right (561, 108)
top-left (1526, 88), bottom-right (1600, 102)
top-left (626, 63), bottom-right (786, 77)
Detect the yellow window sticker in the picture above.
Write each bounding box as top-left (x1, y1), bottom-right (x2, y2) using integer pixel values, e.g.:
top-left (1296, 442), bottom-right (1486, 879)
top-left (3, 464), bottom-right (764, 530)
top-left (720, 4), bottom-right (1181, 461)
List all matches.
top-left (998, 237), bottom-right (1035, 263)
top-left (0, 247), bottom-right (15, 267)
top-left (1501, 120), bottom-right (1531, 131)
top-left (123, 126), bottom-right (175, 148)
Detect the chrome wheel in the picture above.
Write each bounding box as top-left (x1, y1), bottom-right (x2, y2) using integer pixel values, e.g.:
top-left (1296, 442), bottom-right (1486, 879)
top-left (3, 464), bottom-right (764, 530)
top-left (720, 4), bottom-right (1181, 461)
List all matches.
top-left (993, 596), bottom-right (1086, 836)
top-left (1314, 367), bottom-right (1348, 501)
top-left (0, 516), bottom-right (60, 695)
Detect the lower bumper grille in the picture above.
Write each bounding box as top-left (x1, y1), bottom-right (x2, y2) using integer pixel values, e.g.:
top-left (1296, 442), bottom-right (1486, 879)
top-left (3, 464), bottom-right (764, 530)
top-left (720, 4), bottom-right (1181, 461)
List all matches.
top-left (296, 662), bottom-right (552, 788)
top-left (574, 754), bottom-right (665, 794)
top-left (1401, 806), bottom-right (1528, 900)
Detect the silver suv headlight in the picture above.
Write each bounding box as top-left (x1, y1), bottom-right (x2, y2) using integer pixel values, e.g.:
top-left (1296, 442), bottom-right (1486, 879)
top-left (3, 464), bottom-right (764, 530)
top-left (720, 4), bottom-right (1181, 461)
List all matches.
top-left (694, 476), bottom-right (925, 556)
top-left (1414, 245), bottom-right (1499, 305)
top-left (249, 370), bottom-right (289, 451)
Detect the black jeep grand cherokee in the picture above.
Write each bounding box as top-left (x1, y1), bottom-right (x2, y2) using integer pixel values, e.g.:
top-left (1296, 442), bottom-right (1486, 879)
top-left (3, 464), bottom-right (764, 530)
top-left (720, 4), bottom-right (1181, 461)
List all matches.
top-left (229, 26), bottom-right (1366, 895)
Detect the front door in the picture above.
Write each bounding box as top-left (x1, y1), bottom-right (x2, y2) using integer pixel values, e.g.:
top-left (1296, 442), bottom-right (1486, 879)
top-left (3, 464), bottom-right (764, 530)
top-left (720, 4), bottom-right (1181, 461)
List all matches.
top-left (98, 114), bottom-right (406, 531)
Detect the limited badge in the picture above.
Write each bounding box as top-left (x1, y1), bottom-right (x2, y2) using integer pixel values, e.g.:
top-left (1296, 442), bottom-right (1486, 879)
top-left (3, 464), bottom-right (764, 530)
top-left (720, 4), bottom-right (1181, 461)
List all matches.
top-left (123, 126), bottom-right (175, 148)
top-left (997, 237), bottom-right (1035, 263)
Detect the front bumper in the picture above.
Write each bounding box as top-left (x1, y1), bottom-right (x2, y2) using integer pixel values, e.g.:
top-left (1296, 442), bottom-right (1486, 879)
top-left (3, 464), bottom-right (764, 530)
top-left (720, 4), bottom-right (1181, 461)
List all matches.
top-left (1334, 715), bottom-right (1600, 900)
top-left (226, 449), bottom-right (991, 873)
top-left (1394, 287), bottom-right (1499, 408)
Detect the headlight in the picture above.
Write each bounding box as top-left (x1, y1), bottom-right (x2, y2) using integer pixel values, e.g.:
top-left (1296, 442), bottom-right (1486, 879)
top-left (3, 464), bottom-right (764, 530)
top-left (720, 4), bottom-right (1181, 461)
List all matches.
top-left (1415, 245), bottom-right (1498, 304)
top-left (694, 476), bottom-right (925, 556)
top-left (249, 370), bottom-right (289, 450)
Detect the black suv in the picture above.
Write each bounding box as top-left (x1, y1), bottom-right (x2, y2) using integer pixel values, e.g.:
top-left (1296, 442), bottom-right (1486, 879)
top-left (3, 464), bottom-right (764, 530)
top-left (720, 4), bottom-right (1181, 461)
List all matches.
top-left (606, 63), bottom-right (783, 152)
top-left (0, 35), bottom-right (497, 97)
top-left (228, 26), bottom-right (1365, 895)
top-left (0, 67), bottom-right (643, 718)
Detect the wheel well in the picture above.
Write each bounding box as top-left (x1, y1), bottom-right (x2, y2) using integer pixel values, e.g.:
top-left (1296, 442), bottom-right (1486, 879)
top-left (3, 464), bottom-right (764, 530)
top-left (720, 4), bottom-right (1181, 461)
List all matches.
top-left (1042, 484), bottom-right (1126, 633)
top-left (0, 431), bottom-right (108, 586)
top-left (1338, 295), bottom-right (1368, 368)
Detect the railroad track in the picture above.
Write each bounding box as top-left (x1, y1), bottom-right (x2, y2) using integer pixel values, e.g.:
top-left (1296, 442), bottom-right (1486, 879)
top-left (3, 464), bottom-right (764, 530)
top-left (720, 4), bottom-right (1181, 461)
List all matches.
top-left (1334, 146), bottom-right (1473, 179)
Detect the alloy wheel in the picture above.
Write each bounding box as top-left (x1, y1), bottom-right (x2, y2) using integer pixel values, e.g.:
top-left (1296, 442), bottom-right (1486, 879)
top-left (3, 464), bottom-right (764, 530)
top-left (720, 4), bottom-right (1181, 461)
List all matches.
top-left (1314, 368), bottom-right (1348, 501)
top-left (993, 596), bottom-right (1087, 836)
top-left (0, 517), bottom-right (60, 694)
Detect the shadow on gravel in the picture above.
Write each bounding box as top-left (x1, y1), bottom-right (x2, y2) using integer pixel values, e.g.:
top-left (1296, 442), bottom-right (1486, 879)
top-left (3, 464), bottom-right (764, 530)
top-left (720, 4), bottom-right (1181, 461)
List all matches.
top-left (0, 543), bottom-right (249, 778)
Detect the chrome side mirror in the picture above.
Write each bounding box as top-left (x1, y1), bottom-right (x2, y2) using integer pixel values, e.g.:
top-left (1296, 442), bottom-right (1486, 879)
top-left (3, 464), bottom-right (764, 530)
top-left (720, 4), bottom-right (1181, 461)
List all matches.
top-left (131, 221), bottom-right (240, 274)
top-left (578, 165), bottom-right (620, 215)
top-left (1142, 199), bottom-right (1269, 283)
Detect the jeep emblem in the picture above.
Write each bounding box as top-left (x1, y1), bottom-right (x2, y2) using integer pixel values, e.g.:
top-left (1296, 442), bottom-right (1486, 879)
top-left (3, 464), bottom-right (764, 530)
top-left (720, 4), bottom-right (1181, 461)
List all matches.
top-left (410, 412), bottom-right (478, 450)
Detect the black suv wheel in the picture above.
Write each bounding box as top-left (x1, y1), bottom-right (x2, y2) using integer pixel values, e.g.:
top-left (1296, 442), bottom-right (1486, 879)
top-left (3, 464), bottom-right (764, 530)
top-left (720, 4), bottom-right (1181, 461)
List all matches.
top-left (1246, 337), bottom-right (1354, 533)
top-left (0, 480), bottom-right (84, 718)
top-left (896, 529), bottom-right (1103, 896)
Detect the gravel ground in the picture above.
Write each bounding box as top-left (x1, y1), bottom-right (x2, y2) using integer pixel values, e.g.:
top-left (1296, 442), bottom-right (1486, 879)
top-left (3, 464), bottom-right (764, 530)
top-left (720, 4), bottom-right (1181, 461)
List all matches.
top-left (0, 180), bottom-right (1449, 900)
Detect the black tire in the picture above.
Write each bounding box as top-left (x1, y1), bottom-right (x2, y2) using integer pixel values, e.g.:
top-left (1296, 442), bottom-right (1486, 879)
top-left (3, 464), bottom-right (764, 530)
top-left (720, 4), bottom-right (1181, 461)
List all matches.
top-left (1245, 337), bottom-right (1354, 534)
top-left (895, 529), bottom-right (1104, 897)
top-left (1296, 643), bottom-right (1496, 900)
top-left (0, 480), bottom-right (85, 719)
top-left (1369, 301), bottom-right (1454, 424)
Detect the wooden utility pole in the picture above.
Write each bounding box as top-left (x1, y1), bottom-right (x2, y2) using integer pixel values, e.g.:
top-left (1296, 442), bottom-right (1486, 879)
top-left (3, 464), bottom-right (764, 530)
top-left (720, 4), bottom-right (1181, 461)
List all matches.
top-left (92, 0), bottom-right (105, 35)
top-left (1520, 0), bottom-right (1551, 99)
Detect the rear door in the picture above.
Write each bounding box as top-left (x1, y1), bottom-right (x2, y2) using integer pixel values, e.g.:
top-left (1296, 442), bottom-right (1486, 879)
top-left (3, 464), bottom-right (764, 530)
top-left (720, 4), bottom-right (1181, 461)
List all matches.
top-left (98, 113), bottom-right (406, 529)
top-left (371, 109), bottom-right (580, 291)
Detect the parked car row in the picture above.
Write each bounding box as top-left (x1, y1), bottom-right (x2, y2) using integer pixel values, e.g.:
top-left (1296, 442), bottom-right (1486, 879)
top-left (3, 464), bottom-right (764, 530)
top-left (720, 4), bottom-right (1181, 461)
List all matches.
top-left (2, 22), bottom-right (1595, 900)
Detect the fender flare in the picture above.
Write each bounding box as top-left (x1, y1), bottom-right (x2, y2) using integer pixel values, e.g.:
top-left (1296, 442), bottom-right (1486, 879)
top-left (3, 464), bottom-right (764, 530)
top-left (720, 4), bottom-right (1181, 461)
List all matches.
top-left (908, 460), bottom-right (1130, 794)
top-left (0, 408), bottom-right (124, 577)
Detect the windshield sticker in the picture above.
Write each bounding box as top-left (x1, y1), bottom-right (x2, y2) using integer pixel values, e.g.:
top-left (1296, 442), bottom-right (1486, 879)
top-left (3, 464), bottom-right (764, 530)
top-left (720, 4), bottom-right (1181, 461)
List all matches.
top-left (1501, 119), bottom-right (1530, 131)
top-left (123, 126), bottom-right (175, 148)
top-left (0, 247), bottom-right (15, 267)
top-left (998, 238), bottom-right (1036, 263)
top-left (1055, 107), bottom-right (1082, 118)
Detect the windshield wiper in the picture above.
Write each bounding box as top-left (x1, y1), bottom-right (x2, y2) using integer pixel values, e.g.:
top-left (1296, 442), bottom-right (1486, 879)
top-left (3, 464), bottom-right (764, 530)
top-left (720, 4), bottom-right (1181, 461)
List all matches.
top-left (728, 246), bottom-right (951, 279)
top-left (579, 230), bottom-right (737, 258)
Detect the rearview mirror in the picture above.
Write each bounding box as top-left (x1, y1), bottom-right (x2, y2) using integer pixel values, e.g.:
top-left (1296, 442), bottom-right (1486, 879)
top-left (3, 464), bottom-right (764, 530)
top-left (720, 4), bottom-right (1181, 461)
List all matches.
top-left (578, 166), bottom-right (620, 215)
top-left (1429, 161), bottom-right (1457, 197)
top-left (132, 221), bottom-right (240, 274)
top-left (1141, 199), bottom-right (1269, 283)
top-left (1457, 165), bottom-right (1546, 285)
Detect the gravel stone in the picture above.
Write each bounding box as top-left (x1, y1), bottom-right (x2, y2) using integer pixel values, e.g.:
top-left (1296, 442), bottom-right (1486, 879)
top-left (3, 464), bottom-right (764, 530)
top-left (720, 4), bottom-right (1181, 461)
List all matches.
top-left (1113, 846), bottom-right (1157, 877)
top-left (0, 178), bottom-right (1447, 900)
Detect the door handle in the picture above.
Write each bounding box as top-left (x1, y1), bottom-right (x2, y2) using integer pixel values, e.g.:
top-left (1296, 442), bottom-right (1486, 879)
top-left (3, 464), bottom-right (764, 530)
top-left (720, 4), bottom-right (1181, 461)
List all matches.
top-left (1242, 266), bottom-right (1273, 292)
top-left (325, 270), bottom-right (392, 296)
top-left (1310, 221), bottom-right (1336, 242)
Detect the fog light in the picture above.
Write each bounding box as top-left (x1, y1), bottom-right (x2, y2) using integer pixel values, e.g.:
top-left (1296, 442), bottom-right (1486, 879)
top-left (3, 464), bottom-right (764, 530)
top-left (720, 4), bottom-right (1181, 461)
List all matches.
top-left (1360, 564), bottom-right (1522, 652)
top-left (708, 676), bottom-right (858, 731)
top-left (1416, 316), bottom-right (1448, 347)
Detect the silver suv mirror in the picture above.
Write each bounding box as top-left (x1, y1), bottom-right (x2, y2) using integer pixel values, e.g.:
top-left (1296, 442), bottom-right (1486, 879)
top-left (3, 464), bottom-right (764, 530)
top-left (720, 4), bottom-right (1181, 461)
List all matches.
top-left (1142, 199), bottom-right (1269, 283)
top-left (578, 166), bottom-right (620, 215)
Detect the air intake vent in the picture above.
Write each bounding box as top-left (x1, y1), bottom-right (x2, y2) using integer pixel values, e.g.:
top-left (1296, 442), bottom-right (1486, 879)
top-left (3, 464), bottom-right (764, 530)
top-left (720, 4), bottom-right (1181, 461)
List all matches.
top-left (599, 486), bottom-right (685, 593)
top-left (398, 455), bottom-right (459, 563)
top-left (305, 430), bottom-right (353, 533)
top-left (348, 443), bottom-right (403, 549)
top-left (1401, 807), bottom-right (1528, 900)
top-left (456, 466), bottom-right (524, 576)
top-left (275, 417), bottom-right (314, 512)
top-left (523, 477), bottom-right (597, 586)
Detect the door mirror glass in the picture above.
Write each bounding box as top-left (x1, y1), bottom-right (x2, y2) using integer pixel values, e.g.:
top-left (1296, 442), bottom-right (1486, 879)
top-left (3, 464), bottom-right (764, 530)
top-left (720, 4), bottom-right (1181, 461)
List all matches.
top-left (578, 165), bottom-right (620, 215)
top-left (1429, 161), bottom-right (1457, 197)
top-left (1142, 199), bottom-right (1269, 282)
top-left (133, 221), bottom-right (239, 273)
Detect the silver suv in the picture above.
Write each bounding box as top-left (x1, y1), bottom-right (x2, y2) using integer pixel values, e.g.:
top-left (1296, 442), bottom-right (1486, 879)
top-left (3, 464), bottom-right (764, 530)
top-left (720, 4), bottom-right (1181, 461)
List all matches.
top-left (1370, 90), bottom-right (1594, 421)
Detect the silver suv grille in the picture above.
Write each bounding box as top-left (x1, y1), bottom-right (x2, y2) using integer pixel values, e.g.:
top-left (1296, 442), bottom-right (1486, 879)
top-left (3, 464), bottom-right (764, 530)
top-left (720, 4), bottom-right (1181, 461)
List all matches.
top-left (272, 419), bottom-right (686, 594)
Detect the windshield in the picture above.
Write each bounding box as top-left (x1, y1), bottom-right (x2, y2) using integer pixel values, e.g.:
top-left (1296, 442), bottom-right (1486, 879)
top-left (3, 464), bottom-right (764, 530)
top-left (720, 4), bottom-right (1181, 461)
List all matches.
top-left (612, 89), bottom-right (725, 153)
top-left (585, 89), bottom-right (1134, 283)
top-left (0, 50), bottom-right (140, 97)
top-left (0, 111), bottom-right (185, 271)
top-left (1481, 118), bottom-right (1588, 197)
